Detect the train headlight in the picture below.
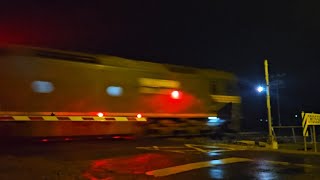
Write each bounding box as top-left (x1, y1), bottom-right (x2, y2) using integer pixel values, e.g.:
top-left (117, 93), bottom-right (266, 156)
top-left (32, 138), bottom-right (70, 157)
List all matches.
top-left (97, 112), bottom-right (104, 117)
top-left (137, 114), bottom-right (142, 118)
top-left (171, 90), bottom-right (180, 99)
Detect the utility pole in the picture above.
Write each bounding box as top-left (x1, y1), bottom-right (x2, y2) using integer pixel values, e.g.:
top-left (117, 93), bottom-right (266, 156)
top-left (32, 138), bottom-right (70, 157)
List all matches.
top-left (276, 81), bottom-right (281, 126)
top-left (264, 60), bottom-right (278, 149)
top-left (270, 73), bottom-right (285, 126)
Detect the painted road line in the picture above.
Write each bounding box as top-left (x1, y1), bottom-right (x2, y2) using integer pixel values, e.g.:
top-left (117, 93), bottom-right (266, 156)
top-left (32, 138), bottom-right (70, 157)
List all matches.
top-left (211, 143), bottom-right (248, 151)
top-left (263, 160), bottom-right (314, 168)
top-left (137, 145), bottom-right (234, 154)
top-left (152, 146), bottom-right (159, 150)
top-left (190, 144), bottom-right (234, 150)
top-left (185, 144), bottom-right (236, 153)
top-left (136, 146), bottom-right (190, 153)
top-left (185, 144), bottom-right (208, 153)
top-left (162, 150), bottom-right (186, 154)
top-left (146, 157), bottom-right (317, 177)
top-left (209, 149), bottom-right (234, 153)
top-left (136, 146), bottom-right (193, 150)
top-left (146, 157), bottom-right (252, 177)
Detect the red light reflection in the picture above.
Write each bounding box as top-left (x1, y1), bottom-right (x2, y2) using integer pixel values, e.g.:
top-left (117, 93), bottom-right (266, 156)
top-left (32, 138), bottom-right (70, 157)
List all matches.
top-left (64, 138), bottom-right (72, 141)
top-left (125, 136), bottom-right (135, 140)
top-left (112, 136), bottom-right (121, 139)
top-left (82, 153), bottom-right (176, 179)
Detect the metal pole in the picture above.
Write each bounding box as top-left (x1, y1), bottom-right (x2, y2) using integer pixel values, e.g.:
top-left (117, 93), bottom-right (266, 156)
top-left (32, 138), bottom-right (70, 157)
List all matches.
top-left (313, 125), bottom-right (317, 152)
top-left (291, 127), bottom-right (296, 143)
top-left (310, 127), bottom-right (313, 143)
top-left (304, 136), bottom-right (307, 151)
top-left (264, 60), bottom-right (275, 145)
top-left (276, 81), bottom-right (281, 126)
top-left (302, 111), bottom-right (307, 151)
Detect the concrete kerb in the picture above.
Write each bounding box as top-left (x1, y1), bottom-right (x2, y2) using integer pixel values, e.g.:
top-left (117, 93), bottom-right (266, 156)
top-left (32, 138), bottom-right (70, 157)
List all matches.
top-left (213, 141), bottom-right (320, 156)
top-left (165, 137), bottom-right (320, 155)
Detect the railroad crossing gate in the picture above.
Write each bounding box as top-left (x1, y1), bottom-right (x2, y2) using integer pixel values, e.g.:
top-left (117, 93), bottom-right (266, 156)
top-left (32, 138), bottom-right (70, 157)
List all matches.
top-left (301, 112), bottom-right (320, 152)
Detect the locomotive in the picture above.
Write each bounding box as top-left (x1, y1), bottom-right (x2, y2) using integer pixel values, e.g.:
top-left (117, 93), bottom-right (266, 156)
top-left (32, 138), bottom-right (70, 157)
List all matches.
top-left (0, 45), bottom-right (242, 139)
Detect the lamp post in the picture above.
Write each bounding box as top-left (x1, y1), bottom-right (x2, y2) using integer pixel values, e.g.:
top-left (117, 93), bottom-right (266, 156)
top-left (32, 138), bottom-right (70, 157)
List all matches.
top-left (264, 60), bottom-right (278, 149)
top-left (270, 73), bottom-right (286, 126)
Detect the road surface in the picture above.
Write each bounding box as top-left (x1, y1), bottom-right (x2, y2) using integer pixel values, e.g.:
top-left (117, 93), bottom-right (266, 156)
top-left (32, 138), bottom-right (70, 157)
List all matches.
top-left (0, 138), bottom-right (319, 179)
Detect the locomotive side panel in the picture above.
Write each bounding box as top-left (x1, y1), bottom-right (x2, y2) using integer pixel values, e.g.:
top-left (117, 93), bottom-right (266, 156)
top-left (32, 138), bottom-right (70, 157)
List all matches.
top-left (0, 56), bottom-right (143, 113)
top-left (0, 54), bottom-right (212, 116)
top-left (0, 46), bottom-right (242, 138)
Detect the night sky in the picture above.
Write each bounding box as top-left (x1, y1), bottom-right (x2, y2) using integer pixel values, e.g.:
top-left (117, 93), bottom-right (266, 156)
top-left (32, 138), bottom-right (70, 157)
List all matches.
top-left (1, 1), bottom-right (320, 129)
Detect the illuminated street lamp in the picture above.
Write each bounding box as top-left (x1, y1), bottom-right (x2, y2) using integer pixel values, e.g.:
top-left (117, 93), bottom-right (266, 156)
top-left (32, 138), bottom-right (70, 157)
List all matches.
top-left (256, 86), bottom-right (264, 93)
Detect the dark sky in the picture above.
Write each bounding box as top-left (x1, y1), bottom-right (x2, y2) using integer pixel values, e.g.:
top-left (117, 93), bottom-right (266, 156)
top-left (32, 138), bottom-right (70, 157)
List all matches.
top-left (1, 1), bottom-right (320, 128)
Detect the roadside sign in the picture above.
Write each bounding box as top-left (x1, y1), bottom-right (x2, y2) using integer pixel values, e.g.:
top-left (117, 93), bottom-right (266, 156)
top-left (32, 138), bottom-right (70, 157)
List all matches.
top-left (302, 112), bottom-right (320, 136)
top-left (301, 112), bottom-right (320, 152)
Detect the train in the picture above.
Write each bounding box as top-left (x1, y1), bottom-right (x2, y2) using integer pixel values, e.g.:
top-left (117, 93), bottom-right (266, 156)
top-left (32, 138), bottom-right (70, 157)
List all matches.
top-left (0, 45), bottom-right (242, 140)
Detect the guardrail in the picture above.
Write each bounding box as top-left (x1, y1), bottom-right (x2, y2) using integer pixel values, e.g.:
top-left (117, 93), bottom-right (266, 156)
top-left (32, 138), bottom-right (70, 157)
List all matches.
top-left (273, 126), bottom-right (302, 143)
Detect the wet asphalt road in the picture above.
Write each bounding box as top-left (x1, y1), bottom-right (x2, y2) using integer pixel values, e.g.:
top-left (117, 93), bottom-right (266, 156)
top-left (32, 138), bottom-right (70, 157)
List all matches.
top-left (0, 138), bottom-right (320, 179)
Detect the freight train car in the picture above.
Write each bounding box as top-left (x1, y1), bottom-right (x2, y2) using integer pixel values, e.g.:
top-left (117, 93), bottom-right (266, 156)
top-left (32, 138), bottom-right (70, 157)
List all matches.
top-left (0, 45), bottom-right (242, 139)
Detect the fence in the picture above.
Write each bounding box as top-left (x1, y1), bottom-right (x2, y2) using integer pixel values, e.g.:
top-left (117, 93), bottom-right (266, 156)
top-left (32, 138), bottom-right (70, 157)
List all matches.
top-left (273, 126), bottom-right (307, 143)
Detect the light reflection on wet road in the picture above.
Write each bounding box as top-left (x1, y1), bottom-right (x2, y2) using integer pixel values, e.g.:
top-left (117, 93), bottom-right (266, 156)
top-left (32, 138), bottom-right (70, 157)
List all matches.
top-left (0, 138), bottom-right (319, 179)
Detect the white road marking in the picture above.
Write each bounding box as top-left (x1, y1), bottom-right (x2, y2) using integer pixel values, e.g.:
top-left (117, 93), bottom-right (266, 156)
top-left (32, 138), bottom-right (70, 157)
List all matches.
top-left (145, 157), bottom-right (252, 177)
top-left (136, 146), bottom-right (191, 149)
top-left (263, 160), bottom-right (314, 168)
top-left (138, 144), bottom-right (317, 177)
top-left (163, 150), bottom-right (186, 154)
top-left (136, 147), bottom-right (155, 150)
top-left (184, 144), bottom-right (237, 153)
top-left (185, 144), bottom-right (208, 153)
top-left (136, 144), bottom-right (236, 154)
top-left (146, 157), bottom-right (317, 177)
top-left (136, 146), bottom-right (192, 153)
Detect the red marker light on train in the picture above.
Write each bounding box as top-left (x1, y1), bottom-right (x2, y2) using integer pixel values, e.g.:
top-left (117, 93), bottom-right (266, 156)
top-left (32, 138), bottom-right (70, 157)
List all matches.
top-left (41, 139), bottom-right (48, 142)
top-left (171, 90), bottom-right (180, 99)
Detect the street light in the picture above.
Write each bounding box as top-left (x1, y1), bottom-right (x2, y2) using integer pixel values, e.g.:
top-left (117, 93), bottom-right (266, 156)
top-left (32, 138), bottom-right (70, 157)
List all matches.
top-left (256, 86), bottom-right (264, 93)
